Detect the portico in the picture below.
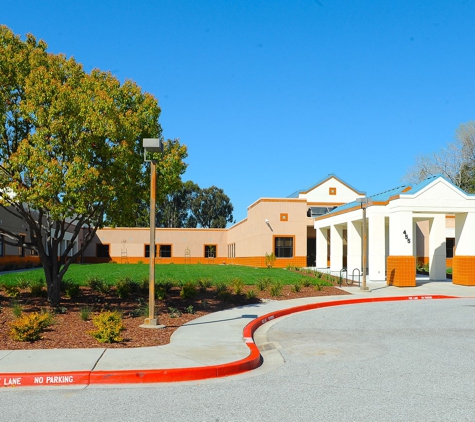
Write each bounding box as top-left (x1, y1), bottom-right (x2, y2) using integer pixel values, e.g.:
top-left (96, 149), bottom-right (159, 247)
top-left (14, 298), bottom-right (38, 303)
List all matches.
top-left (314, 175), bottom-right (475, 286)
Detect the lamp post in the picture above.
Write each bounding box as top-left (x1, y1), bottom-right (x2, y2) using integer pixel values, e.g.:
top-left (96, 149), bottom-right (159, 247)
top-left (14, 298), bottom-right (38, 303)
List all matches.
top-left (142, 138), bottom-right (163, 327)
top-left (356, 197), bottom-right (370, 291)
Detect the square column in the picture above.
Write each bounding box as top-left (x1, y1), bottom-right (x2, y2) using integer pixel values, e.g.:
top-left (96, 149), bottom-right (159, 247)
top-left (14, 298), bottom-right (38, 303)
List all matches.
top-left (387, 211), bottom-right (415, 286)
top-left (330, 224), bottom-right (344, 272)
top-left (347, 220), bottom-right (362, 274)
top-left (429, 215), bottom-right (446, 281)
top-left (453, 212), bottom-right (475, 285)
top-left (316, 227), bottom-right (329, 268)
top-left (368, 213), bottom-right (386, 281)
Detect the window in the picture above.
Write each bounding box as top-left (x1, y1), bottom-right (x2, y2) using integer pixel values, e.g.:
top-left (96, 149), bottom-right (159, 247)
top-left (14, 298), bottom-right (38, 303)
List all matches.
top-left (0, 235), bottom-right (3, 256)
top-left (446, 238), bottom-right (455, 258)
top-left (159, 244), bottom-right (172, 258)
top-left (96, 244), bottom-right (110, 258)
top-left (228, 243), bottom-right (235, 258)
top-left (145, 244), bottom-right (158, 258)
top-left (205, 245), bottom-right (216, 258)
top-left (274, 237), bottom-right (294, 258)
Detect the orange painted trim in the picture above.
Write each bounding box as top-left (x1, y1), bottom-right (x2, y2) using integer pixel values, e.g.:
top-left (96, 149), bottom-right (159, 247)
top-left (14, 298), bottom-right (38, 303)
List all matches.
top-left (387, 255), bottom-right (416, 287)
top-left (280, 213), bottom-right (288, 222)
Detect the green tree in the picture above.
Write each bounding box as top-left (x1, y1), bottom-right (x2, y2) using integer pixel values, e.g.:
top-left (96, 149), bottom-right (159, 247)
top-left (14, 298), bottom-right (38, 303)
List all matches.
top-left (191, 186), bottom-right (234, 228)
top-left (404, 121), bottom-right (475, 192)
top-left (155, 180), bottom-right (200, 228)
top-left (0, 26), bottom-right (186, 305)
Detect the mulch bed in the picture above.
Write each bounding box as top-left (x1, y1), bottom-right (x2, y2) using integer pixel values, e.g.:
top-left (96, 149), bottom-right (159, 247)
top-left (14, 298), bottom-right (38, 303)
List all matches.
top-left (0, 284), bottom-right (350, 350)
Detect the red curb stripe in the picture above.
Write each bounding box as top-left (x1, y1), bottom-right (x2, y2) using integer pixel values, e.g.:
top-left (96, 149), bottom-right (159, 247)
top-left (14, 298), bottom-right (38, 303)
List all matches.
top-left (0, 295), bottom-right (462, 388)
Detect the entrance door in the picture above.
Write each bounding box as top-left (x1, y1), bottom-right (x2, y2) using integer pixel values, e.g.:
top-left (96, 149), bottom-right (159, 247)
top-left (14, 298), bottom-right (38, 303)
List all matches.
top-left (307, 238), bottom-right (316, 267)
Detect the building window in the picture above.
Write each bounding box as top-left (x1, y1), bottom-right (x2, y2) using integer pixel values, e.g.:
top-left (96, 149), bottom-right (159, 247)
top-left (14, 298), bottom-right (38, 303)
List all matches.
top-left (205, 245), bottom-right (216, 258)
top-left (329, 187), bottom-right (337, 195)
top-left (145, 244), bottom-right (158, 258)
top-left (274, 237), bottom-right (294, 258)
top-left (0, 235), bottom-right (3, 256)
top-left (96, 244), bottom-right (110, 258)
top-left (228, 243), bottom-right (235, 258)
top-left (159, 244), bottom-right (172, 258)
top-left (446, 238), bottom-right (455, 258)
top-left (280, 213), bottom-right (288, 222)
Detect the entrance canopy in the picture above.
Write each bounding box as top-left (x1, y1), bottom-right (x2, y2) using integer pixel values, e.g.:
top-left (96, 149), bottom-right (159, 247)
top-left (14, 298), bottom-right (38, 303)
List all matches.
top-left (314, 175), bottom-right (475, 286)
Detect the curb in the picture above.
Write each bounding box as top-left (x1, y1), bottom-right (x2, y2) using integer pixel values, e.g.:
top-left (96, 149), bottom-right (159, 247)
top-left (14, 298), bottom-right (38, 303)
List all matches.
top-left (0, 295), bottom-right (461, 388)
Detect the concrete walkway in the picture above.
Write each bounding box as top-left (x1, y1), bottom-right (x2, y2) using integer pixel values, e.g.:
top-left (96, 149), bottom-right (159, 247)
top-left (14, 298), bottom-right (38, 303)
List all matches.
top-left (0, 279), bottom-right (473, 388)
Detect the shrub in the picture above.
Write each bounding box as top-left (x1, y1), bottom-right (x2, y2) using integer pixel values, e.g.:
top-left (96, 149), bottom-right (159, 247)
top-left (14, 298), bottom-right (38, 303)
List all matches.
top-left (11, 300), bottom-right (23, 318)
top-left (168, 307), bottom-right (182, 318)
top-left (230, 278), bottom-right (244, 295)
top-left (87, 277), bottom-right (111, 295)
top-left (180, 282), bottom-right (197, 299)
top-left (291, 281), bottom-right (302, 293)
top-left (116, 277), bottom-right (134, 299)
top-left (184, 305), bottom-right (195, 314)
top-left (265, 252), bottom-right (276, 268)
top-left (155, 287), bottom-right (167, 300)
top-left (257, 277), bottom-right (271, 291)
top-left (88, 311), bottom-right (125, 343)
top-left (79, 306), bottom-right (93, 321)
top-left (16, 278), bottom-right (31, 289)
top-left (62, 279), bottom-right (81, 299)
top-left (197, 278), bottom-right (212, 292)
top-left (270, 281), bottom-right (283, 297)
top-left (3, 284), bottom-right (20, 298)
top-left (9, 311), bottom-right (54, 342)
top-left (28, 279), bottom-right (47, 297)
top-left (246, 289), bottom-right (257, 300)
top-left (157, 279), bottom-right (175, 293)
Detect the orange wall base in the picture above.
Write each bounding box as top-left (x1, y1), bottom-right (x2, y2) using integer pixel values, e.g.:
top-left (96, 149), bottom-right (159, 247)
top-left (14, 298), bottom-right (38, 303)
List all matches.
top-left (452, 256), bottom-right (475, 286)
top-left (387, 256), bottom-right (416, 287)
top-left (83, 256), bottom-right (308, 269)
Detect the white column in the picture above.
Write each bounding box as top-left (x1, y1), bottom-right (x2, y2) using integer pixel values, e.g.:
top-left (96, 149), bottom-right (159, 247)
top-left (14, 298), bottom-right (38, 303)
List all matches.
top-left (347, 220), bottom-right (362, 273)
top-left (429, 214), bottom-right (446, 281)
top-left (455, 212), bottom-right (475, 255)
top-left (330, 224), bottom-right (344, 272)
top-left (389, 211), bottom-right (414, 256)
top-left (368, 212), bottom-right (386, 281)
top-left (316, 227), bottom-right (328, 268)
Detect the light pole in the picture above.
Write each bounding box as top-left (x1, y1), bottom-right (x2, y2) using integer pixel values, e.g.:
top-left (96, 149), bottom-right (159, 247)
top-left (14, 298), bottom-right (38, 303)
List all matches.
top-left (141, 138), bottom-right (163, 327)
top-left (356, 197), bottom-right (370, 291)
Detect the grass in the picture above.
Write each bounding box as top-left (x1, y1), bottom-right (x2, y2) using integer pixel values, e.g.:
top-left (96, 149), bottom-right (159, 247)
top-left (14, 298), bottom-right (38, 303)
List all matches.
top-left (0, 263), bottom-right (323, 287)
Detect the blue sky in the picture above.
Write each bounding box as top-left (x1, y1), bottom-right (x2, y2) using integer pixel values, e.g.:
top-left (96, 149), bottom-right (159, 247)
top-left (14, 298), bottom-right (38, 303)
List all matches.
top-left (3, 1), bottom-right (475, 223)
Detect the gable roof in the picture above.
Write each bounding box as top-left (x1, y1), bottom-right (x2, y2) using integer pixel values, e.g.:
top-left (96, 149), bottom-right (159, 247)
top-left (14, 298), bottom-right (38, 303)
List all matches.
top-left (316, 174), bottom-right (467, 219)
top-left (287, 173), bottom-right (365, 198)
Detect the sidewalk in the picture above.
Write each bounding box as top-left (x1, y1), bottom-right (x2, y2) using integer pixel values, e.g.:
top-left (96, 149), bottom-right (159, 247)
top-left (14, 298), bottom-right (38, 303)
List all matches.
top-left (0, 279), bottom-right (473, 388)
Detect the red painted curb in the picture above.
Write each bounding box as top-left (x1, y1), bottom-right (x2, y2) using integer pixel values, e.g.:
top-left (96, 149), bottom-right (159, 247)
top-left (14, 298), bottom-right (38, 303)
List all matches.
top-left (0, 295), bottom-right (462, 388)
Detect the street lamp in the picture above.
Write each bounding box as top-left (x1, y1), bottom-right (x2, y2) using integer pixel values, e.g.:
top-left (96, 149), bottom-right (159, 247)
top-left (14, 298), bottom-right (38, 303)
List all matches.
top-left (141, 138), bottom-right (163, 327)
top-left (356, 197), bottom-right (371, 291)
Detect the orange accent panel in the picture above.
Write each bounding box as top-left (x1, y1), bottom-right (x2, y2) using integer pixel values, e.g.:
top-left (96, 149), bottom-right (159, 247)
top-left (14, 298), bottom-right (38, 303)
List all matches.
top-left (452, 256), bottom-right (475, 286)
top-left (280, 213), bottom-right (288, 222)
top-left (387, 256), bottom-right (416, 287)
top-left (329, 187), bottom-right (336, 195)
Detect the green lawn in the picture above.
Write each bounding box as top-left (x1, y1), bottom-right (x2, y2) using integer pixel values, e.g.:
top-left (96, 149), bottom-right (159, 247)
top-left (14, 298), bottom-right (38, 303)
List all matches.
top-left (0, 263), bottom-right (324, 287)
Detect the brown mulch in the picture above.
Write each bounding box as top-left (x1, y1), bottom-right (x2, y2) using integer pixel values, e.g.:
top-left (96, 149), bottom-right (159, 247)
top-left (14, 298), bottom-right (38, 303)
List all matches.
top-left (0, 284), bottom-right (351, 350)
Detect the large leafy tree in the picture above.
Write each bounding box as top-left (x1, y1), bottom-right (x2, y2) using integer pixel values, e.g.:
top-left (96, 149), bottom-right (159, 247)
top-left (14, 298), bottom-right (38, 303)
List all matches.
top-left (190, 186), bottom-right (234, 228)
top-left (0, 26), bottom-right (186, 305)
top-left (404, 121), bottom-right (475, 192)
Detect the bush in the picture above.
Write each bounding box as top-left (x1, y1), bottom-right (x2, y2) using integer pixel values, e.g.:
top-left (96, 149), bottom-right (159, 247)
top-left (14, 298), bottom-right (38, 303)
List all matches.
top-left (265, 252), bottom-right (276, 268)
top-left (231, 278), bottom-right (244, 295)
top-left (257, 277), bottom-right (271, 291)
top-left (87, 277), bottom-right (111, 295)
top-left (246, 289), bottom-right (257, 300)
top-left (270, 281), bottom-right (283, 297)
top-left (28, 279), bottom-right (47, 297)
top-left (291, 281), bottom-right (302, 293)
top-left (115, 277), bottom-right (136, 299)
top-left (88, 311), bottom-right (125, 343)
top-left (9, 311), bottom-right (54, 342)
top-left (61, 279), bottom-right (81, 299)
top-left (197, 277), bottom-right (212, 292)
top-left (180, 282), bottom-right (197, 299)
